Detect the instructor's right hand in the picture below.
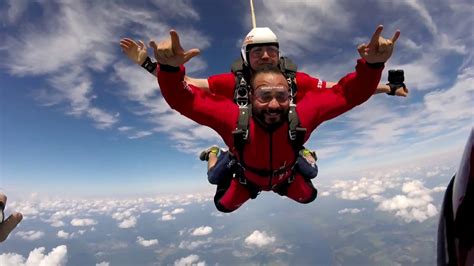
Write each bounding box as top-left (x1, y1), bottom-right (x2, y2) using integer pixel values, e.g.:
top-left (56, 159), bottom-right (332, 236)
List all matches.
top-left (149, 30), bottom-right (200, 67)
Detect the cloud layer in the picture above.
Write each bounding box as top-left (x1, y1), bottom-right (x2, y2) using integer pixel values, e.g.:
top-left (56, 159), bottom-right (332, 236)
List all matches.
top-left (0, 245), bottom-right (68, 266)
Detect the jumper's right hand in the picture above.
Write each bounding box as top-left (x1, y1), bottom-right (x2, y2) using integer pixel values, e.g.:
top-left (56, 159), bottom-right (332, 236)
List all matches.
top-left (119, 38), bottom-right (149, 65)
top-left (149, 30), bottom-right (200, 67)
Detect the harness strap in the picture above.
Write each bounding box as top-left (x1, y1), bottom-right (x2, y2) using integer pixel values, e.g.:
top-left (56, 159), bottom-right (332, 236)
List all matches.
top-left (234, 73), bottom-right (250, 106)
top-left (279, 57), bottom-right (298, 103)
top-left (288, 104), bottom-right (306, 150)
top-left (239, 160), bottom-right (296, 178)
top-left (232, 105), bottom-right (251, 152)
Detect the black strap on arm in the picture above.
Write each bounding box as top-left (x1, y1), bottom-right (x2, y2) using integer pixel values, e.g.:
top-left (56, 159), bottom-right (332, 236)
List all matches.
top-left (142, 56), bottom-right (158, 74)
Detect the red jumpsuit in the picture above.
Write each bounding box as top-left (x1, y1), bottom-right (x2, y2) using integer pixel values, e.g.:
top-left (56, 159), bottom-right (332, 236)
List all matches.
top-left (157, 59), bottom-right (382, 212)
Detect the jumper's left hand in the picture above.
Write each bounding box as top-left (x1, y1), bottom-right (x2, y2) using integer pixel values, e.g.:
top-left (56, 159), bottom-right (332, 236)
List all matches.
top-left (358, 25), bottom-right (400, 64)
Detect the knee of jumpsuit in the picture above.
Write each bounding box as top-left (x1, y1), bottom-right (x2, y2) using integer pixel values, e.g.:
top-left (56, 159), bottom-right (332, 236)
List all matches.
top-left (284, 174), bottom-right (318, 204)
top-left (296, 154), bottom-right (318, 179)
top-left (216, 179), bottom-right (251, 212)
top-left (207, 151), bottom-right (233, 185)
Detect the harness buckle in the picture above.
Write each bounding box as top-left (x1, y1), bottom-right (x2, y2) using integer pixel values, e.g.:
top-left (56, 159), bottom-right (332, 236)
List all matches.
top-left (239, 175), bottom-right (247, 185)
top-left (289, 129), bottom-right (297, 141)
top-left (234, 161), bottom-right (247, 185)
top-left (288, 174), bottom-right (295, 183)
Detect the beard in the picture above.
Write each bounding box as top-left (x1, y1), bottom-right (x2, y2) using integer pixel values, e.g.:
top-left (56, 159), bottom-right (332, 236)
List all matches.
top-left (253, 108), bottom-right (286, 130)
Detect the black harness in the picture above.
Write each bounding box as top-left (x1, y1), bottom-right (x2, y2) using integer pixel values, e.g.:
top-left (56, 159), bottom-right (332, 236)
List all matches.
top-left (229, 57), bottom-right (307, 196)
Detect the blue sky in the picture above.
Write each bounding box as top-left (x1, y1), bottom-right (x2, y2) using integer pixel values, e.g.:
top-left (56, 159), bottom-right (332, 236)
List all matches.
top-left (1, 1), bottom-right (473, 196)
top-left (0, 1), bottom-right (473, 264)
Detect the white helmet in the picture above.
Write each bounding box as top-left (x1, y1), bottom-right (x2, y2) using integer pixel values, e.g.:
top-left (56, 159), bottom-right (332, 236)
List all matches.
top-left (241, 27), bottom-right (279, 66)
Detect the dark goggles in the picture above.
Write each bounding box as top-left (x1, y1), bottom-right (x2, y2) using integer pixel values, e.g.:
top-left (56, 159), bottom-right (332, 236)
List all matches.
top-left (249, 45), bottom-right (279, 58)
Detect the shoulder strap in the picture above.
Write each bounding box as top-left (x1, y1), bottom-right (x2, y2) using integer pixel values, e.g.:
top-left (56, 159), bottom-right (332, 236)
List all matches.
top-left (231, 58), bottom-right (251, 106)
top-left (232, 104), bottom-right (251, 149)
top-left (288, 104), bottom-right (306, 150)
top-left (279, 57), bottom-right (298, 103)
top-left (280, 57), bottom-right (305, 148)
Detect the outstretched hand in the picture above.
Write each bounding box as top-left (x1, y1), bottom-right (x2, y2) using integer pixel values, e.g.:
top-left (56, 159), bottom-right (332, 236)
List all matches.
top-left (119, 38), bottom-right (149, 65)
top-left (149, 30), bottom-right (200, 67)
top-left (0, 194), bottom-right (23, 243)
top-left (395, 86), bottom-right (409, 97)
top-left (358, 25), bottom-right (400, 64)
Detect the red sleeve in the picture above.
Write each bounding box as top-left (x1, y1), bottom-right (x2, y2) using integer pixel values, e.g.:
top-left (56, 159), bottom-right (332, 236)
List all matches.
top-left (157, 66), bottom-right (238, 146)
top-left (295, 72), bottom-right (327, 102)
top-left (207, 73), bottom-right (236, 100)
top-left (297, 59), bottom-right (382, 139)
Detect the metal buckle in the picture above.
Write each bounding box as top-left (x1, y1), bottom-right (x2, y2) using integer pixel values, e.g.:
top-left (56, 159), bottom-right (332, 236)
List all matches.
top-left (288, 174), bottom-right (295, 183)
top-left (239, 174), bottom-right (247, 185)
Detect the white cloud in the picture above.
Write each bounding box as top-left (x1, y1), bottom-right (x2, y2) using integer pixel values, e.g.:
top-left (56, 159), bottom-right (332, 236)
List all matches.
top-left (1, 0), bottom-right (210, 133)
top-left (16, 230), bottom-right (45, 241)
top-left (161, 214), bottom-right (175, 221)
top-left (426, 170), bottom-right (440, 177)
top-left (401, 0), bottom-right (438, 35)
top-left (38, 67), bottom-right (119, 129)
top-left (112, 209), bottom-right (134, 221)
top-left (15, 204), bottom-right (39, 217)
top-left (118, 126), bottom-right (133, 132)
top-left (128, 130), bottom-right (153, 139)
top-left (57, 230), bottom-right (71, 239)
top-left (4, 0), bottom-right (29, 24)
top-left (96, 262), bottom-right (109, 266)
top-left (338, 208), bottom-right (362, 214)
top-left (431, 186), bottom-right (446, 193)
top-left (190, 226), bottom-right (213, 236)
top-left (50, 220), bottom-right (65, 227)
top-left (255, 0), bottom-right (351, 57)
top-left (171, 208), bottom-right (185, 214)
top-left (174, 254), bottom-right (205, 266)
top-left (244, 230), bottom-right (276, 248)
top-left (377, 180), bottom-right (439, 222)
top-left (331, 177), bottom-right (390, 200)
top-left (118, 217), bottom-right (138, 228)
top-left (136, 236), bottom-right (159, 247)
top-left (313, 60), bottom-right (473, 171)
top-left (320, 191), bottom-right (331, 197)
top-left (328, 166), bottom-right (445, 223)
top-left (71, 218), bottom-right (98, 226)
top-left (0, 245), bottom-right (68, 266)
top-left (178, 239), bottom-right (212, 250)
